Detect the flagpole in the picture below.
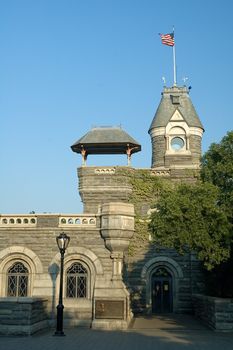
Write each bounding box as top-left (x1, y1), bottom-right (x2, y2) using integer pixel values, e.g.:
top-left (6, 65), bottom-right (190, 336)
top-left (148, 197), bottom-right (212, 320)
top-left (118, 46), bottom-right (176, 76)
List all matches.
top-left (173, 27), bottom-right (177, 86)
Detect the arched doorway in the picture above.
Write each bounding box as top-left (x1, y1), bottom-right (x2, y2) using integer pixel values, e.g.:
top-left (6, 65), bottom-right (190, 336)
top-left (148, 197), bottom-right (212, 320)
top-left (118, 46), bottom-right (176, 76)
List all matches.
top-left (151, 267), bottom-right (173, 314)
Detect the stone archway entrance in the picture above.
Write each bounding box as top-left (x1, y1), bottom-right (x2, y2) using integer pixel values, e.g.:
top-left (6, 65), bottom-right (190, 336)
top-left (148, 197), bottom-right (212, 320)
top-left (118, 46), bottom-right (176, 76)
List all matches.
top-left (141, 257), bottom-right (184, 314)
top-left (151, 267), bottom-right (173, 314)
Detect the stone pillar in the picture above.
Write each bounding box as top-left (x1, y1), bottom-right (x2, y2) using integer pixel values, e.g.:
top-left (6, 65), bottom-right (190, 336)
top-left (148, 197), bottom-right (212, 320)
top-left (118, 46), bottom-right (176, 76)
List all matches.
top-left (92, 202), bottom-right (135, 330)
top-left (101, 202), bottom-right (134, 278)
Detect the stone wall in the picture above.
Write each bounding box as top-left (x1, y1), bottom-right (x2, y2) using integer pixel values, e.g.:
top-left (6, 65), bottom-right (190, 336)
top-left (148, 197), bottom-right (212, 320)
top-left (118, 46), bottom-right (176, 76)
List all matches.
top-left (0, 164), bottom-right (206, 331)
top-left (0, 213), bottom-right (112, 326)
top-left (151, 135), bottom-right (166, 168)
top-left (192, 294), bottom-right (233, 331)
top-left (125, 248), bottom-right (205, 315)
top-left (150, 132), bottom-right (202, 171)
top-left (78, 166), bottom-right (132, 213)
top-left (76, 166), bottom-right (204, 317)
top-left (78, 166), bottom-right (199, 218)
top-left (0, 204), bottom-right (135, 330)
top-left (0, 298), bottom-right (49, 335)
top-left (189, 134), bottom-right (202, 162)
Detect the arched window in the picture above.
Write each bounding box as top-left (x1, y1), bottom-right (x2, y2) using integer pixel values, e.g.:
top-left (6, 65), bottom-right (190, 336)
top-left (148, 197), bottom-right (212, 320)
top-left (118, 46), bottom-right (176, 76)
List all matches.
top-left (169, 126), bottom-right (186, 151)
top-left (7, 262), bottom-right (29, 297)
top-left (66, 262), bottom-right (88, 298)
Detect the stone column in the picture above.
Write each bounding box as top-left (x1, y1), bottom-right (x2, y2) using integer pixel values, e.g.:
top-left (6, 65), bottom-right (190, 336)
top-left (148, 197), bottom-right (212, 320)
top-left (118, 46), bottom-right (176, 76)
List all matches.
top-left (92, 202), bottom-right (135, 330)
top-left (101, 202), bottom-right (134, 279)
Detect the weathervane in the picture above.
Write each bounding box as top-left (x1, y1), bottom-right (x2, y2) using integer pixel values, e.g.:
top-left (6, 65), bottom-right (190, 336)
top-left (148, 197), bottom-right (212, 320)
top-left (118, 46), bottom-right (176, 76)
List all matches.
top-left (182, 77), bottom-right (188, 84)
top-left (162, 76), bottom-right (166, 85)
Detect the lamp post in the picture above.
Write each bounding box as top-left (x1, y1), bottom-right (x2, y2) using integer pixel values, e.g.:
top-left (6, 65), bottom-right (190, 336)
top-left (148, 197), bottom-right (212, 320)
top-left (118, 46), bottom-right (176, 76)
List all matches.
top-left (54, 232), bottom-right (70, 336)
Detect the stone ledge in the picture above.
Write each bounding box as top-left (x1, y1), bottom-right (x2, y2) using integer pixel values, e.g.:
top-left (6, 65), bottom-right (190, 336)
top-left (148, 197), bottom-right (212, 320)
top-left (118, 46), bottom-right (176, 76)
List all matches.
top-left (0, 297), bottom-right (49, 335)
top-left (192, 294), bottom-right (233, 331)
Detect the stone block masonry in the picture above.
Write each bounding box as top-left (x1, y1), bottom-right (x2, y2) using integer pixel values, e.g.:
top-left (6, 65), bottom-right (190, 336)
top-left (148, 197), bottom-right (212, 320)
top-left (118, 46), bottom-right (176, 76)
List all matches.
top-left (0, 298), bottom-right (49, 335)
top-left (78, 166), bottom-right (133, 213)
top-left (192, 294), bottom-right (233, 331)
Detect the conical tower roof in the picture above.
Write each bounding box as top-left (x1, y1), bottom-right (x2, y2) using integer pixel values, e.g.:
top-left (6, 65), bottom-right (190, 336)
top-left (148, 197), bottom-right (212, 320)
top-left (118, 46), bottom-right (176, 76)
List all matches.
top-left (149, 86), bottom-right (204, 132)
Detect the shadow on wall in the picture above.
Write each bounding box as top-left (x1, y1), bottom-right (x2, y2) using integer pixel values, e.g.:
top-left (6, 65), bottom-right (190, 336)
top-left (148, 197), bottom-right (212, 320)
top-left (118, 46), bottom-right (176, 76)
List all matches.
top-left (48, 262), bottom-right (59, 318)
top-left (122, 243), bottom-right (205, 316)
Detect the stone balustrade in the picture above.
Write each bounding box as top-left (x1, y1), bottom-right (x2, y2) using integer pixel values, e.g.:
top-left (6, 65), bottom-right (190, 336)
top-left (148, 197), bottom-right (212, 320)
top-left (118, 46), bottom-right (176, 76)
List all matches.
top-left (59, 215), bottom-right (97, 227)
top-left (0, 215), bottom-right (37, 227)
top-left (0, 214), bottom-right (97, 228)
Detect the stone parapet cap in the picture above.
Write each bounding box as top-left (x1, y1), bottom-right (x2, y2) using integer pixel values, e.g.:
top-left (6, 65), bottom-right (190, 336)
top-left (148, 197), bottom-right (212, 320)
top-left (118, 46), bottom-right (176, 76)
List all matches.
top-left (101, 202), bottom-right (135, 217)
top-left (192, 294), bottom-right (233, 304)
top-left (78, 165), bottom-right (135, 174)
top-left (170, 164), bottom-right (201, 169)
top-left (79, 186), bottom-right (132, 192)
top-left (0, 297), bottom-right (48, 303)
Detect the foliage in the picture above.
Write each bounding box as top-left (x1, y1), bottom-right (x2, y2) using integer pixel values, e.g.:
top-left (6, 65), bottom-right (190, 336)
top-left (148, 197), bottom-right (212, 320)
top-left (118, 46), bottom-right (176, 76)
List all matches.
top-left (120, 131), bottom-right (233, 274)
top-left (201, 131), bottom-right (233, 295)
top-left (118, 168), bottom-right (171, 255)
top-left (125, 169), bottom-right (171, 207)
top-left (201, 130), bottom-right (233, 216)
top-left (149, 182), bottom-right (231, 270)
top-left (205, 253), bottom-right (233, 297)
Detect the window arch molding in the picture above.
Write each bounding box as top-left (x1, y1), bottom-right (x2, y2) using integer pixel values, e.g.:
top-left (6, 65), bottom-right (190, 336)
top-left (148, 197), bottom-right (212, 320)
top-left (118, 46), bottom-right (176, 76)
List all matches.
top-left (65, 259), bottom-right (90, 299)
top-left (63, 254), bottom-right (95, 301)
top-left (165, 121), bottom-right (189, 136)
top-left (0, 256), bottom-right (33, 297)
top-left (165, 122), bottom-right (191, 154)
top-left (0, 246), bottom-right (43, 297)
top-left (50, 247), bottom-right (104, 305)
top-left (6, 260), bottom-right (30, 297)
top-left (49, 247), bottom-right (103, 275)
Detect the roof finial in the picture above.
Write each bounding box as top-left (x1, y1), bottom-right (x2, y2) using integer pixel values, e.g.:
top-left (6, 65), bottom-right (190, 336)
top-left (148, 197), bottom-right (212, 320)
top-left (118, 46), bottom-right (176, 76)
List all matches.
top-left (182, 77), bottom-right (188, 85)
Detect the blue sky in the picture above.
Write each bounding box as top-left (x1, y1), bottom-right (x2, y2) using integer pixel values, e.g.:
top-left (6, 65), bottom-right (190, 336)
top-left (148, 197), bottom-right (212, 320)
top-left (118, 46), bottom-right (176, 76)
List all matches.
top-left (1, 0), bottom-right (232, 214)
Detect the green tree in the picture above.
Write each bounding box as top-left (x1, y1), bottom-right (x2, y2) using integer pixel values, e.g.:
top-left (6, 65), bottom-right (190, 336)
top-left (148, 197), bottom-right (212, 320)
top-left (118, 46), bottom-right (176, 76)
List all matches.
top-left (201, 130), bottom-right (233, 217)
top-left (149, 182), bottom-right (231, 270)
top-left (201, 131), bottom-right (233, 296)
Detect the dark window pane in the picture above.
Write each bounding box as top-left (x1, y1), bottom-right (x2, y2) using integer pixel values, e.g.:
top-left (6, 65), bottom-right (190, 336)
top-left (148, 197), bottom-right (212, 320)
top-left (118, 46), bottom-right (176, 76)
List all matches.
top-left (66, 262), bottom-right (88, 298)
top-left (7, 262), bottom-right (29, 297)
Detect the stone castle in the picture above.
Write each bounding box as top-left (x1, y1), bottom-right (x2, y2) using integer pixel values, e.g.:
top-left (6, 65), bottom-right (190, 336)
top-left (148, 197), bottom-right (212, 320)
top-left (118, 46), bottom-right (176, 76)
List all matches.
top-left (0, 85), bottom-right (205, 334)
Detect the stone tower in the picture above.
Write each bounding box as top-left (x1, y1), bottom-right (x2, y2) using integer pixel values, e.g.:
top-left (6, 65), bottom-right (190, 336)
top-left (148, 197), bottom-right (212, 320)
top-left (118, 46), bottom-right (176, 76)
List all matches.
top-left (71, 126), bottom-right (141, 213)
top-left (148, 86), bottom-right (204, 175)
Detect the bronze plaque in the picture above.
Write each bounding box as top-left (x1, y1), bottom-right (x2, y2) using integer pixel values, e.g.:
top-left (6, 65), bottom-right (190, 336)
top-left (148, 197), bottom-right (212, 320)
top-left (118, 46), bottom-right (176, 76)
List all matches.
top-left (95, 300), bottom-right (124, 319)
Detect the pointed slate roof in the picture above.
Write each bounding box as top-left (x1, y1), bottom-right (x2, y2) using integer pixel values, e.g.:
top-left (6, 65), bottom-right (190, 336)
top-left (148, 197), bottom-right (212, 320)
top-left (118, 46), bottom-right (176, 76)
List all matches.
top-left (148, 86), bottom-right (204, 132)
top-left (71, 126), bottom-right (141, 155)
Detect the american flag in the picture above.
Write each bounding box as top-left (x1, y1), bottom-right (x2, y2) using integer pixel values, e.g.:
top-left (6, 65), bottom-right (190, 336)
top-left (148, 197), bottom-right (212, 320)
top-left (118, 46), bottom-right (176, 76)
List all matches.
top-left (159, 33), bottom-right (174, 47)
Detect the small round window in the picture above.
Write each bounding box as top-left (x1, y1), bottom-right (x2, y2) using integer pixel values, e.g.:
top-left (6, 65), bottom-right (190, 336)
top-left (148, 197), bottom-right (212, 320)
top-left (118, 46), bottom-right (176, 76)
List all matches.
top-left (171, 137), bottom-right (185, 151)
